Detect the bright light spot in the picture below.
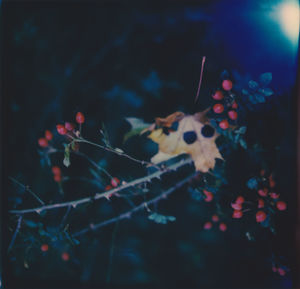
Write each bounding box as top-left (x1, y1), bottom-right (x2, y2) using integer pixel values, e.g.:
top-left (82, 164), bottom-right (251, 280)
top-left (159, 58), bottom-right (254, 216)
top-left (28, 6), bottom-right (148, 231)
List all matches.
top-left (278, 2), bottom-right (300, 45)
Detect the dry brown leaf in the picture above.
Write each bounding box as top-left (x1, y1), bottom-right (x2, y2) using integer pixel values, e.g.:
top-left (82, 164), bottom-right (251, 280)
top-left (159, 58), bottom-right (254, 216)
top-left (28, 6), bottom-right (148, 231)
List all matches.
top-left (145, 110), bottom-right (223, 172)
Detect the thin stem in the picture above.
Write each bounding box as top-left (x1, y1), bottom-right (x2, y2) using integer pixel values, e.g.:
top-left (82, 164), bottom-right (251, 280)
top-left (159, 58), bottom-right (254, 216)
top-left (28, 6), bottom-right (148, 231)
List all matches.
top-left (194, 56), bottom-right (206, 103)
top-left (8, 216), bottom-right (23, 252)
top-left (9, 177), bottom-right (45, 205)
top-left (106, 221), bottom-right (119, 285)
top-left (60, 206), bottom-right (72, 229)
top-left (72, 171), bottom-right (199, 237)
top-left (75, 137), bottom-right (161, 170)
top-left (9, 157), bottom-right (193, 215)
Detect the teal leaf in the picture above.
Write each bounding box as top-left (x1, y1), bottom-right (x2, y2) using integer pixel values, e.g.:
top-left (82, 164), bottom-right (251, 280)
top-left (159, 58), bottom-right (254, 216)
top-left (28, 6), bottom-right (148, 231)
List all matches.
top-left (148, 212), bottom-right (176, 224)
top-left (259, 73), bottom-right (272, 86)
top-left (248, 80), bottom-right (259, 90)
top-left (247, 177), bottom-right (258, 189)
top-left (63, 144), bottom-right (71, 167)
top-left (242, 89), bottom-right (249, 95)
top-left (239, 138), bottom-right (247, 149)
top-left (235, 126), bottom-right (247, 134)
top-left (259, 88), bottom-right (273, 97)
top-left (254, 93), bottom-right (265, 103)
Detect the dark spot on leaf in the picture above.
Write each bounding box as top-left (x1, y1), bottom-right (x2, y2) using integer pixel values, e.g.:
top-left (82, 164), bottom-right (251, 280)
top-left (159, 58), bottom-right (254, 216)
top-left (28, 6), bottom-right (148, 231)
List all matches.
top-left (201, 125), bottom-right (215, 138)
top-left (183, 131), bottom-right (197, 144)
top-left (171, 121), bottom-right (179, 131)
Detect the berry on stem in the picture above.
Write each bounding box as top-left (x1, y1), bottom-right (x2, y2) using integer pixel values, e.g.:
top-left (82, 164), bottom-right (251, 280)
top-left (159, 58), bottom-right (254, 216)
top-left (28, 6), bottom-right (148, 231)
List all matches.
top-left (56, 124), bottom-right (67, 135)
top-left (52, 166), bottom-right (61, 175)
top-left (212, 214), bottom-right (219, 222)
top-left (54, 174), bottom-right (62, 183)
top-left (236, 196), bottom-right (245, 204)
top-left (41, 244), bottom-right (49, 252)
top-left (111, 177), bottom-right (120, 188)
top-left (231, 203), bottom-right (242, 210)
top-left (276, 201), bottom-right (287, 211)
top-left (269, 174), bottom-right (276, 188)
top-left (204, 221), bottom-right (212, 230)
top-left (258, 188), bottom-right (268, 197)
top-left (232, 210), bottom-right (243, 219)
top-left (65, 122), bottom-right (75, 131)
top-left (105, 185), bottom-right (113, 191)
top-left (203, 190), bottom-right (213, 202)
top-left (45, 130), bottom-right (53, 141)
top-left (219, 119), bottom-right (229, 129)
top-left (213, 103), bottom-right (224, 114)
top-left (277, 268), bottom-right (286, 276)
top-left (61, 252), bottom-right (70, 261)
top-left (76, 112), bottom-right (85, 124)
top-left (222, 79), bottom-right (233, 91)
top-left (258, 198), bottom-right (265, 208)
top-left (256, 210), bottom-right (267, 223)
top-left (219, 222), bottom-right (227, 232)
top-left (212, 90), bottom-right (224, 100)
top-left (270, 192), bottom-right (280, 199)
top-left (38, 138), bottom-right (48, 148)
top-left (228, 110), bottom-right (238, 120)
top-left (232, 101), bottom-right (238, 109)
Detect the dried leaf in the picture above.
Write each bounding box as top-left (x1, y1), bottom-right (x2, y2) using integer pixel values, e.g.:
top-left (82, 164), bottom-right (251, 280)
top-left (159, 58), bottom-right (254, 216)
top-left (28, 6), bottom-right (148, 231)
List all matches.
top-left (147, 110), bottom-right (223, 172)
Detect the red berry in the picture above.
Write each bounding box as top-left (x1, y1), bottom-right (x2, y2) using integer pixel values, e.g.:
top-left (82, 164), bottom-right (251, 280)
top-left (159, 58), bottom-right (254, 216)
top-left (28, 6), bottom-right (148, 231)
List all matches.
top-left (228, 110), bottom-right (238, 120)
top-left (231, 203), bottom-right (242, 210)
top-left (270, 192), bottom-right (280, 199)
top-left (65, 122), bottom-right (75, 131)
top-left (269, 175), bottom-right (276, 188)
top-left (256, 211), bottom-right (267, 223)
top-left (105, 185), bottom-right (113, 191)
top-left (38, 138), bottom-right (48, 148)
top-left (219, 222), bottom-right (227, 232)
top-left (45, 130), bottom-right (53, 141)
top-left (203, 221), bottom-right (212, 230)
top-left (56, 124), bottom-right (67, 135)
top-left (260, 169), bottom-right (265, 176)
top-left (258, 188), bottom-right (268, 197)
top-left (76, 112), bottom-right (85, 124)
top-left (52, 166), bottom-right (61, 175)
top-left (61, 252), bottom-right (70, 261)
top-left (232, 210), bottom-right (243, 219)
top-left (222, 79), bottom-right (233, 91)
top-left (272, 266), bottom-right (277, 273)
top-left (236, 196), bottom-right (245, 204)
top-left (203, 190), bottom-right (213, 202)
top-left (111, 177), bottom-right (120, 188)
top-left (219, 119), bottom-right (229, 129)
top-left (276, 201), bottom-right (287, 211)
top-left (232, 101), bottom-right (238, 109)
top-left (212, 214), bottom-right (219, 222)
top-left (277, 268), bottom-right (286, 276)
top-left (41, 244), bottom-right (49, 252)
top-left (212, 90), bottom-right (224, 100)
top-left (258, 198), bottom-right (265, 208)
top-left (213, 103), bottom-right (224, 114)
top-left (54, 174), bottom-right (62, 183)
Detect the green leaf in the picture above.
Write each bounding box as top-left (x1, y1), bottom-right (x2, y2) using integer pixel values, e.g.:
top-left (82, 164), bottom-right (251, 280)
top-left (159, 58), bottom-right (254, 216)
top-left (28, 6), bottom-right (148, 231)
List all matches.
top-left (148, 212), bottom-right (176, 224)
top-left (248, 80), bottom-right (258, 90)
top-left (124, 117), bottom-right (151, 142)
top-left (254, 93), bottom-right (265, 103)
top-left (259, 72), bottom-right (272, 86)
top-left (235, 126), bottom-right (247, 134)
top-left (242, 89), bottom-right (249, 95)
top-left (63, 144), bottom-right (71, 167)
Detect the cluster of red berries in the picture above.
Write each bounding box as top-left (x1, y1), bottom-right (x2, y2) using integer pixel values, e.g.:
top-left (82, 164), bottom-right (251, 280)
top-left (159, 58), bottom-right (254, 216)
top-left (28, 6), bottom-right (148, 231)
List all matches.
top-left (256, 172), bottom-right (287, 212)
top-left (231, 196), bottom-right (245, 219)
top-left (272, 265), bottom-right (287, 276)
top-left (52, 166), bottom-right (62, 183)
top-left (56, 112), bottom-right (85, 136)
top-left (38, 130), bottom-right (53, 148)
top-left (211, 79), bottom-right (238, 130)
top-left (203, 214), bottom-right (227, 232)
top-left (40, 244), bottom-right (70, 261)
top-left (105, 177), bottom-right (121, 191)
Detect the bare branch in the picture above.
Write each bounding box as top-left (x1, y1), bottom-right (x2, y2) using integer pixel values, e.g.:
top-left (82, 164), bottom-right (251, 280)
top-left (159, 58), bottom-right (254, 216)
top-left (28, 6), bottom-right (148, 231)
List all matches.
top-left (8, 216), bottom-right (23, 252)
top-left (72, 171), bottom-right (199, 237)
top-left (9, 157), bottom-right (193, 215)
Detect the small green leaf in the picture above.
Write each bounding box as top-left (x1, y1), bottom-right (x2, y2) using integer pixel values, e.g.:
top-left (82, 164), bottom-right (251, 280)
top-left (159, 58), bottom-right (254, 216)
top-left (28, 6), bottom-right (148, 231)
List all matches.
top-left (259, 88), bottom-right (273, 97)
top-left (63, 145), bottom-right (71, 167)
top-left (235, 126), bottom-right (247, 134)
top-left (148, 212), bottom-right (176, 224)
top-left (114, 148), bottom-right (124, 153)
top-left (248, 80), bottom-right (258, 90)
top-left (259, 72), bottom-right (272, 86)
top-left (254, 93), bottom-right (265, 103)
top-left (124, 117), bottom-right (151, 142)
top-left (239, 138), bottom-right (247, 149)
top-left (242, 89), bottom-right (249, 95)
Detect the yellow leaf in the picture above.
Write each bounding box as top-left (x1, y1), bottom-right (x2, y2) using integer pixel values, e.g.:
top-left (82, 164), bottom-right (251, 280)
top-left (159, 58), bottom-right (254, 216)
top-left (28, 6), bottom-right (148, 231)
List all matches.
top-left (146, 110), bottom-right (223, 172)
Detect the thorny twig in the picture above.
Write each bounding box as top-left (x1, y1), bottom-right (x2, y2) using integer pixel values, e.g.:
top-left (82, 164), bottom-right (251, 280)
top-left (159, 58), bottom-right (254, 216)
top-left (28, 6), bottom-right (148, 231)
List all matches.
top-left (9, 177), bottom-right (45, 205)
top-left (9, 157), bottom-right (193, 215)
top-left (8, 216), bottom-right (23, 252)
top-left (72, 171), bottom-right (200, 237)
